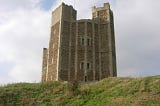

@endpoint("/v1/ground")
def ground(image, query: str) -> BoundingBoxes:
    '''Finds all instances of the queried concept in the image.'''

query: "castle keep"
[42,2,117,82]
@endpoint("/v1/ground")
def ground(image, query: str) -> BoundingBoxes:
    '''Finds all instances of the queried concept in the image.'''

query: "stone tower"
[42,2,117,82]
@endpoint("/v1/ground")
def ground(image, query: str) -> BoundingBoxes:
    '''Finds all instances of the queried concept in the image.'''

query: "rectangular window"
[81,38,85,45]
[87,39,90,46]
[85,76,87,82]
[87,38,92,46]
[80,62,84,70]
[87,63,90,69]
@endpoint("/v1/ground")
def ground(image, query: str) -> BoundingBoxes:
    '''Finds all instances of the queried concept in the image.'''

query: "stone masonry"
[42,2,117,82]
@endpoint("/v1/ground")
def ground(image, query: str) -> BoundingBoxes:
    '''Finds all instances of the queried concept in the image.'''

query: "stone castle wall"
[42,2,117,82]
[42,48,48,82]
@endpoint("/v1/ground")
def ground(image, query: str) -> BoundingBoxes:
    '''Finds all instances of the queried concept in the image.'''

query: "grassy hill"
[0,76,160,106]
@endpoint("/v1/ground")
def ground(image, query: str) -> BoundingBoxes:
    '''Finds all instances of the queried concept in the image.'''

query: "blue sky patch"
[0,61,14,78]
[40,0,55,10]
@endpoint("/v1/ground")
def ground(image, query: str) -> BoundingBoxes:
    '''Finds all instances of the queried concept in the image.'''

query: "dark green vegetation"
[0,76,160,106]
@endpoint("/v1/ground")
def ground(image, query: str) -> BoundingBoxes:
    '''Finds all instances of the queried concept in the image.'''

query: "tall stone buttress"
[42,2,117,82]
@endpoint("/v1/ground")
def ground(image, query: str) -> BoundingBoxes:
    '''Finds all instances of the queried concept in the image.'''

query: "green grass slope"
[0,76,160,106]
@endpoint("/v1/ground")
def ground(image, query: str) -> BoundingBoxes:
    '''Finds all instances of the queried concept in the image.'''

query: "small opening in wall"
[87,63,90,69]
[81,38,85,45]
[87,38,91,46]
[80,62,84,70]
[85,76,87,82]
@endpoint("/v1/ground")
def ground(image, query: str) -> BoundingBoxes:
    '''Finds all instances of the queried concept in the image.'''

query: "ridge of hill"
[0,76,160,106]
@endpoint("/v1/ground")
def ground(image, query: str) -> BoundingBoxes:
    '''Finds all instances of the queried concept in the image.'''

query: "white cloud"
[114,0,160,77]
[0,0,53,84]
[0,0,41,10]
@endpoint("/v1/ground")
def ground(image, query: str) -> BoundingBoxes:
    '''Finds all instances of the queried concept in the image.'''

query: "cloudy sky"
[0,0,160,84]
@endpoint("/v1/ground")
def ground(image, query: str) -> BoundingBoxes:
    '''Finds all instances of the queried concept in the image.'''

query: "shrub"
[67,80,80,96]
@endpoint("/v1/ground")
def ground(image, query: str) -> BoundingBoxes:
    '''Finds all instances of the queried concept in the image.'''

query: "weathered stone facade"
[42,2,117,82]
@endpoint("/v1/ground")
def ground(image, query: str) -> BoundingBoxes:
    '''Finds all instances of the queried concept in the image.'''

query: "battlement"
[52,2,75,13]
[51,2,77,26]
[92,3,110,13]
[61,2,75,10]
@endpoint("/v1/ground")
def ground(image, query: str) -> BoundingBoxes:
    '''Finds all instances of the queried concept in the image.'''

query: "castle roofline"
[61,2,75,9]
[52,2,76,13]
[92,2,110,12]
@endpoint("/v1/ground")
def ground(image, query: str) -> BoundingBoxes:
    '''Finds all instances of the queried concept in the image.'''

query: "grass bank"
[0,76,159,106]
